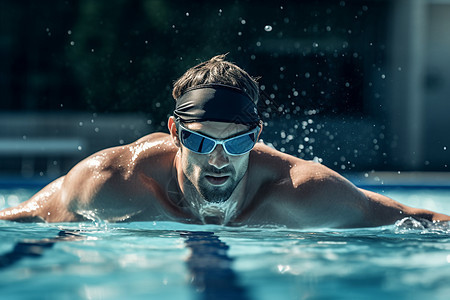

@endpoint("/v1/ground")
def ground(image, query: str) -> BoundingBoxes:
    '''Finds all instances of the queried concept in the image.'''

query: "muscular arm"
[0,148,119,222]
[293,166,450,228]
[270,157,450,228]
[0,133,176,223]
[0,176,84,222]
[360,189,450,226]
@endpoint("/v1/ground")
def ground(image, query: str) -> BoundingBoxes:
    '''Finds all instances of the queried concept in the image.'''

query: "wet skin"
[1,118,450,227]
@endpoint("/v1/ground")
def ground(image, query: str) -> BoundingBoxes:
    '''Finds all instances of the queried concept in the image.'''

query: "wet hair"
[172,54,260,104]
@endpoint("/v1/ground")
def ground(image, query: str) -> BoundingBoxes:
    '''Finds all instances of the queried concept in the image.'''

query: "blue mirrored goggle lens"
[180,130,215,153]
[224,133,256,155]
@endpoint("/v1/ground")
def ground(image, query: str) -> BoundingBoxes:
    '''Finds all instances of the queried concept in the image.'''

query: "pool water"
[1,186,450,300]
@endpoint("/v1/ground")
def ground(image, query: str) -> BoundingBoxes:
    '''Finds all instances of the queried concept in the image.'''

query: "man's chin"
[199,182,234,203]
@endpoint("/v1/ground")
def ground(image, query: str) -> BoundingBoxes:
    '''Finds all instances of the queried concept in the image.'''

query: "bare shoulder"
[246,143,369,227]
[248,143,450,227]
[65,132,176,191]
[72,132,175,174]
[250,142,343,185]
[0,132,177,222]
[42,132,177,219]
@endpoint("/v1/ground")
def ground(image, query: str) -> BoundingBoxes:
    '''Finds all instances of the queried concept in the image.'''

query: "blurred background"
[0,0,449,181]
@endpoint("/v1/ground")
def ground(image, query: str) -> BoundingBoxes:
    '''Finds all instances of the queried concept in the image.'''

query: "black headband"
[173,84,260,126]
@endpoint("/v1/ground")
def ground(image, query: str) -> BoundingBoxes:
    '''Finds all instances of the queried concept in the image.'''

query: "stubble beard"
[182,166,246,225]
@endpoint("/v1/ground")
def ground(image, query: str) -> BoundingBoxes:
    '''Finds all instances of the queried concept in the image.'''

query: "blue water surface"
[0,187,449,300]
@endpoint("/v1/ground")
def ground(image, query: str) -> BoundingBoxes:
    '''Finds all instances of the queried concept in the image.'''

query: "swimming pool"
[1,185,449,300]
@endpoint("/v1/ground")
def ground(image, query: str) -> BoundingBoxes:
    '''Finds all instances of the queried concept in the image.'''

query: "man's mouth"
[205,175,230,185]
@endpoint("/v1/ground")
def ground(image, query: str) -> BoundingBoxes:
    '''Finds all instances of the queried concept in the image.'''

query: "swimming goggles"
[178,123,260,156]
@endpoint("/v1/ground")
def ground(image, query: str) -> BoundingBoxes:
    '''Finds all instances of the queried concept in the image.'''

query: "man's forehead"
[184,121,251,138]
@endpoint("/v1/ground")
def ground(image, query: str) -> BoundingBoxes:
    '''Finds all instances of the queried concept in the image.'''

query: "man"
[1,55,449,227]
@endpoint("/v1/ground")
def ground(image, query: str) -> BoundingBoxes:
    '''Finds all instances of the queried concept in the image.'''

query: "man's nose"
[208,144,229,169]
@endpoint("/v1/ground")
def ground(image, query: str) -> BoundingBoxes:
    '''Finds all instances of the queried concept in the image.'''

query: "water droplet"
[70,41,75,46]
[78,146,83,151]
[264,25,273,32]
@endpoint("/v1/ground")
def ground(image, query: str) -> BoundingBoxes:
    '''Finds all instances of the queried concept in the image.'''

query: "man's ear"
[256,122,263,141]
[168,116,181,147]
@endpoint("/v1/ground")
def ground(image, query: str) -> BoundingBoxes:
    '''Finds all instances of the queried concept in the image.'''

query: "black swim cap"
[173,84,260,126]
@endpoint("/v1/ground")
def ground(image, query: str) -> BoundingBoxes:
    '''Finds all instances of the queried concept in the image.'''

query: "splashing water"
[197,199,238,225]
[394,217,450,234]
[76,209,109,230]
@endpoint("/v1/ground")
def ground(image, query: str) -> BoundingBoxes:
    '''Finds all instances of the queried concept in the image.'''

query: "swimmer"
[1,55,449,227]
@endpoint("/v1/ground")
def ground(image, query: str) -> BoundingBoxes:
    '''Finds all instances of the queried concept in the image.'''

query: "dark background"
[1,0,449,178]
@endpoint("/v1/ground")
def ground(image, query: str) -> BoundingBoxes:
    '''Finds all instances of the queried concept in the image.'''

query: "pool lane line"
[0,230,84,269]
[179,231,251,300]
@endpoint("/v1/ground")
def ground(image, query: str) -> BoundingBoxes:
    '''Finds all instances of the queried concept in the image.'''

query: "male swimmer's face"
[178,121,252,203]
